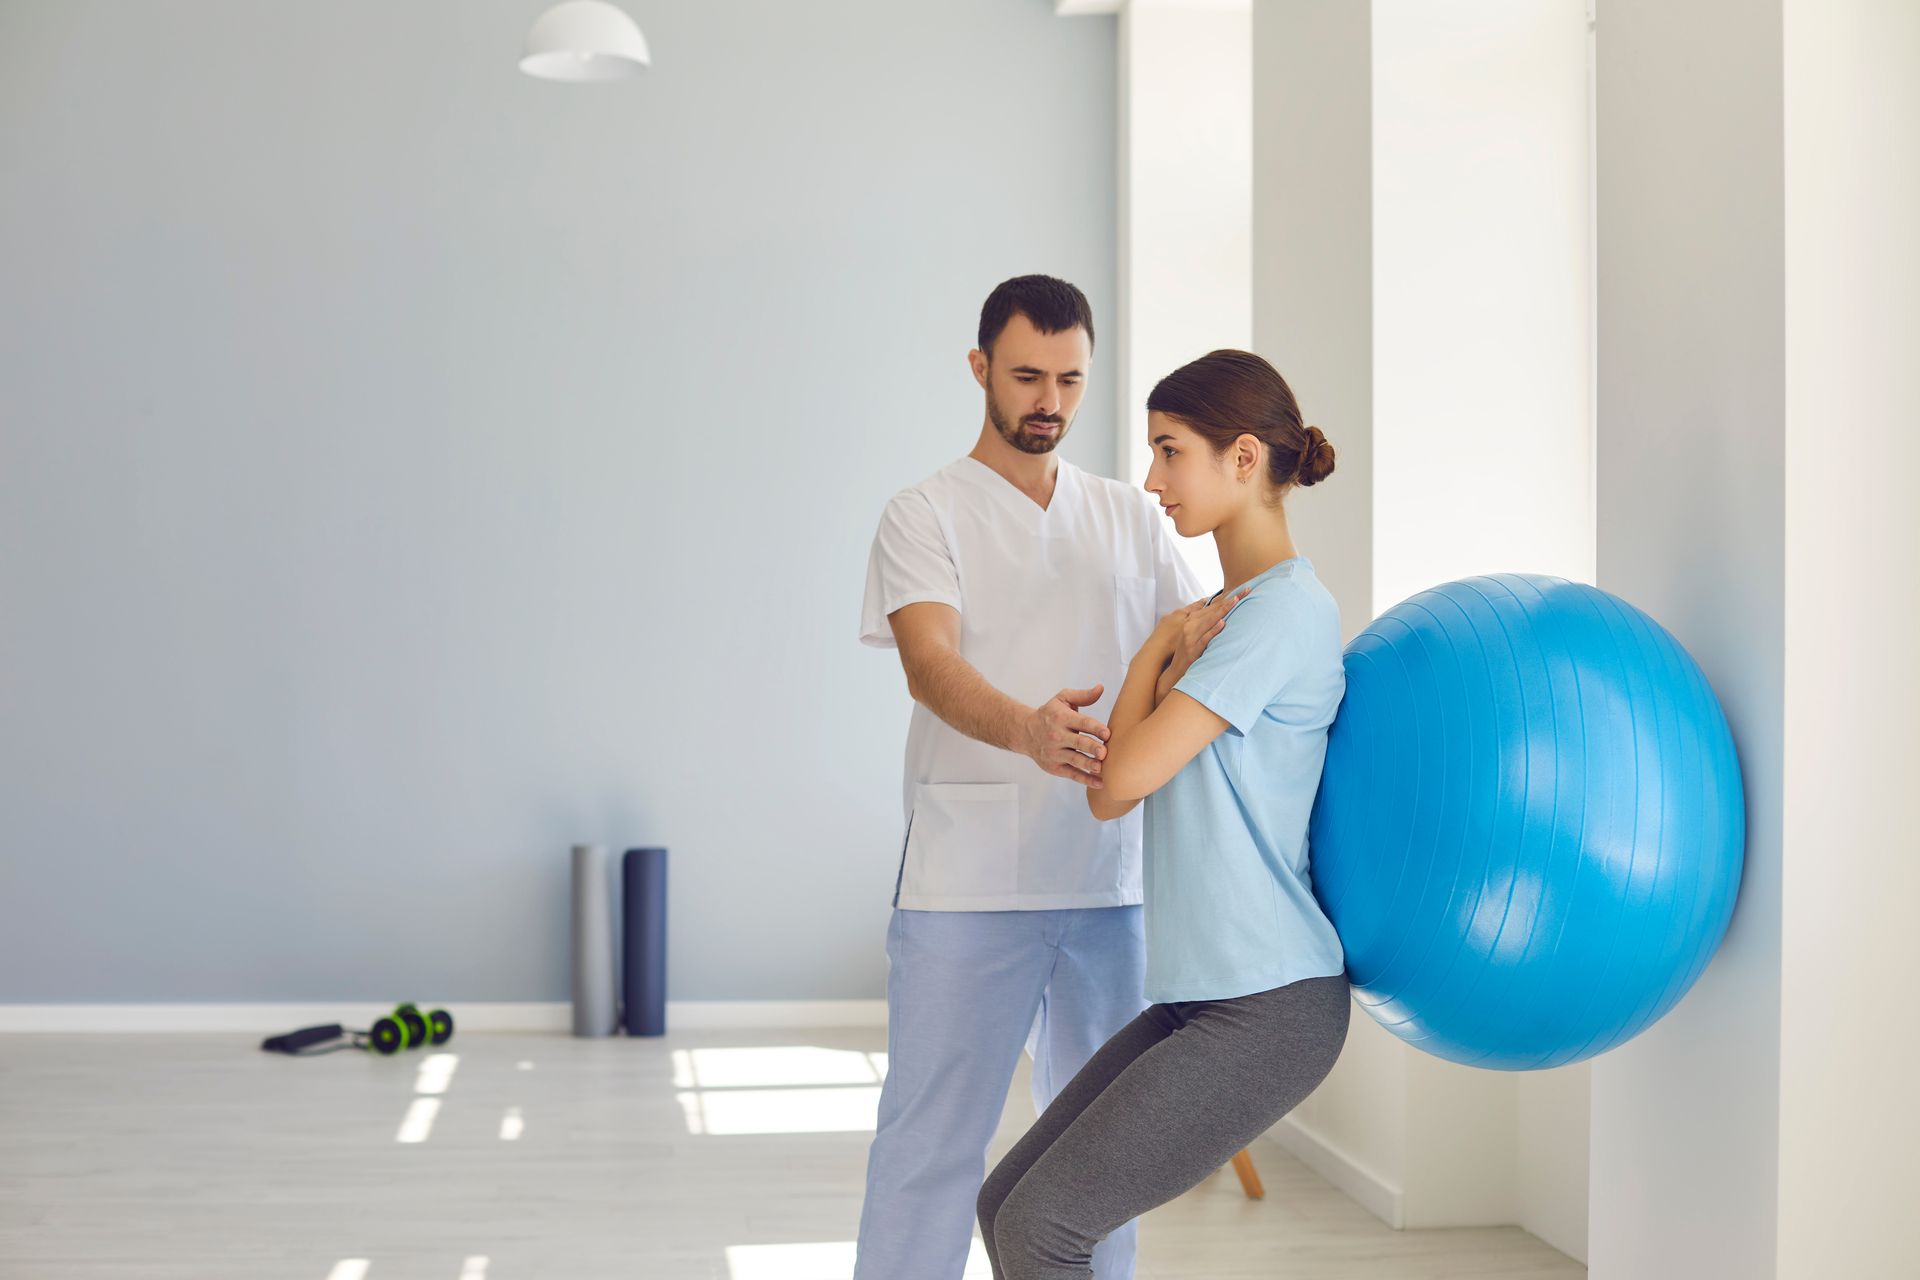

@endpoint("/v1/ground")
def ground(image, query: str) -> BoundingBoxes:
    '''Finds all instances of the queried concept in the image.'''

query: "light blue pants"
[854,905,1147,1280]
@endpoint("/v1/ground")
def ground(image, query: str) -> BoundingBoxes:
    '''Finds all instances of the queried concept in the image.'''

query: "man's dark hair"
[977,275,1095,359]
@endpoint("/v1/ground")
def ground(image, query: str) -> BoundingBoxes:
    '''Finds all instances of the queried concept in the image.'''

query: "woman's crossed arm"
[1088,587,1249,821]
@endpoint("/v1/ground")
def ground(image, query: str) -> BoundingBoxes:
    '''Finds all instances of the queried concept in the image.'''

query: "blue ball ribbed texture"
[1307,574,1744,1070]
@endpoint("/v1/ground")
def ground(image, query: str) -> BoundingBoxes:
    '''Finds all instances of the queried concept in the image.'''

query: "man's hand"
[1018,685,1110,788]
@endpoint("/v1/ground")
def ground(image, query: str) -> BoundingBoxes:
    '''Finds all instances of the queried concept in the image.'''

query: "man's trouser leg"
[855,908,1062,1280]
[1023,905,1147,1280]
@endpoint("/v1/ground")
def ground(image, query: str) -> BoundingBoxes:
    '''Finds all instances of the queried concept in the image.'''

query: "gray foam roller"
[570,843,619,1037]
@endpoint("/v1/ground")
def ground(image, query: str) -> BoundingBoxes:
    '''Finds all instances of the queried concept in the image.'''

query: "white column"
[1596,1,1920,1276]
[1589,0,1786,1273]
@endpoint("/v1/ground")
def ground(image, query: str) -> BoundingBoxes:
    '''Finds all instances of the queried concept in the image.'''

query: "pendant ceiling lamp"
[520,1,651,83]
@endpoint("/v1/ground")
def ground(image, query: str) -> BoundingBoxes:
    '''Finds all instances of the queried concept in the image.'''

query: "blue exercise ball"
[1307,574,1744,1070]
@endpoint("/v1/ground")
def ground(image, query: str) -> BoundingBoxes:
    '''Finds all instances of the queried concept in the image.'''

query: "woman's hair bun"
[1295,425,1335,487]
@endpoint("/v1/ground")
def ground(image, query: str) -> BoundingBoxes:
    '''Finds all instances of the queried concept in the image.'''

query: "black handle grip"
[260,1023,345,1054]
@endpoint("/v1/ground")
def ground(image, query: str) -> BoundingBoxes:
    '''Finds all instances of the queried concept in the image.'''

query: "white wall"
[1249,0,1373,644]
[1249,0,1397,1212]
[1371,0,1594,611]
[1590,1,1785,1274]
[1254,0,1592,1260]
[1778,0,1920,1273]
[0,0,1118,1003]
[1373,1,1594,1257]
[1116,0,1249,595]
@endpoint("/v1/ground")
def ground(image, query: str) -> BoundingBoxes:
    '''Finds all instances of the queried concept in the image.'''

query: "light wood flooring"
[0,1026,1585,1279]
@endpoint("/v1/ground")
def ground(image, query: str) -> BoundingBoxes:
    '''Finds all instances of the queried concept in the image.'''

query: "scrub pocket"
[901,782,1020,901]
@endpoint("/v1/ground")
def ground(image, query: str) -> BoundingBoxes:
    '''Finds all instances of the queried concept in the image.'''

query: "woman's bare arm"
[1088,587,1251,821]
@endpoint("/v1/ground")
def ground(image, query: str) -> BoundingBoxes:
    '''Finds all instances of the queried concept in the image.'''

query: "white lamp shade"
[520,1,651,83]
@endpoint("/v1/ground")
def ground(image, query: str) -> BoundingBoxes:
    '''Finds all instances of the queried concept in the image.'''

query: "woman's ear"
[1235,433,1262,482]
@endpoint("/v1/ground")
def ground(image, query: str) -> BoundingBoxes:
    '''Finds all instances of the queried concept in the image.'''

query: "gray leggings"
[976,973,1350,1280]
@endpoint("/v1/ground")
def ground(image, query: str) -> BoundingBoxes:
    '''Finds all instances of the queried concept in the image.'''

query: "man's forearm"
[906,645,1028,752]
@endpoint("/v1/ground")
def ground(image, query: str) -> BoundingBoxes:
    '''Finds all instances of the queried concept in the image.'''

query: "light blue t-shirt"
[1142,556,1347,1002]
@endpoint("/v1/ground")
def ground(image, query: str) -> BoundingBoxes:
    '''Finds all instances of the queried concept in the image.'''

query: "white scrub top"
[860,456,1201,911]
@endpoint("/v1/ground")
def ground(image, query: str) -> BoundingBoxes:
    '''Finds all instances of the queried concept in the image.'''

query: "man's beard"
[988,387,1069,455]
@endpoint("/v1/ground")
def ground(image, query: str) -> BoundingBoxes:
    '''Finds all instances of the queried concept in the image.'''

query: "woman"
[976,349,1349,1279]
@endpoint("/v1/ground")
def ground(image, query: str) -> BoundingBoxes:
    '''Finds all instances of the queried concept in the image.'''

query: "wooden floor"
[0,1026,1585,1279]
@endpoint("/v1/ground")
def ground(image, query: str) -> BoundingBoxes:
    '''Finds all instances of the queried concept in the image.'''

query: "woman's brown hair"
[1146,349,1334,492]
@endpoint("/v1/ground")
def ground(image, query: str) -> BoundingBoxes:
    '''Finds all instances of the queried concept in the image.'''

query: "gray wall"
[0,0,1117,1002]
[1589,0,1784,1273]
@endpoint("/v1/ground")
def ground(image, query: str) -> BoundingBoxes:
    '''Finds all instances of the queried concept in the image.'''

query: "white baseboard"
[674,1000,887,1029]
[0,1000,888,1033]
[1264,1113,1405,1229]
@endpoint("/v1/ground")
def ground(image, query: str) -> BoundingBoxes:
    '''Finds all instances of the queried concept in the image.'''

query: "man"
[856,275,1199,1279]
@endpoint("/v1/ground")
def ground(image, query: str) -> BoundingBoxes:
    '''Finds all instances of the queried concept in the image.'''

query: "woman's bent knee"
[991,1180,1091,1277]
[976,1164,1016,1244]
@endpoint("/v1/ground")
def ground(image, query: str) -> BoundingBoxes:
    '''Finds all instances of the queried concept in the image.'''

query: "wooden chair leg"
[1229,1147,1264,1200]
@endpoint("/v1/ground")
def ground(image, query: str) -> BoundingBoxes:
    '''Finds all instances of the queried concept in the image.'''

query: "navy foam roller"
[1307,574,1744,1070]
[622,847,668,1037]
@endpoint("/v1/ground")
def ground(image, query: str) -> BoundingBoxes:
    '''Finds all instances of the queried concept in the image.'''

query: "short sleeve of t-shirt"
[1171,590,1303,735]
[859,489,961,649]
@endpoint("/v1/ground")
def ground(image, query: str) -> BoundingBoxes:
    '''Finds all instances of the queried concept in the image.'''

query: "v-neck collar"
[959,455,1075,518]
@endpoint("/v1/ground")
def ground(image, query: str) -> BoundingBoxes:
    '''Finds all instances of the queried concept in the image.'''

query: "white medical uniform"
[853,453,1199,1280]
[860,456,1200,909]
